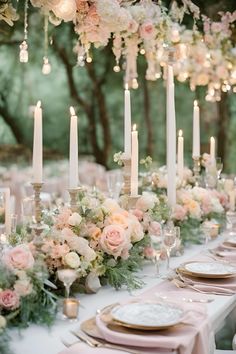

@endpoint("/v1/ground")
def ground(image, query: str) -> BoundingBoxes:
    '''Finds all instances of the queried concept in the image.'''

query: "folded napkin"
[95,299,212,354]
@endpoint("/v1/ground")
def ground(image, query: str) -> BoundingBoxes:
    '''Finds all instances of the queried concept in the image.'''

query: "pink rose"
[131,209,144,221]
[173,204,187,221]
[55,208,72,230]
[139,20,157,40]
[0,290,20,310]
[143,246,154,259]
[99,225,131,259]
[148,221,162,236]
[3,245,34,270]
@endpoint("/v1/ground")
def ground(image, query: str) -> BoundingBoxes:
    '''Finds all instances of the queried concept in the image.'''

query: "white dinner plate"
[225,237,236,246]
[110,302,185,330]
[180,261,236,278]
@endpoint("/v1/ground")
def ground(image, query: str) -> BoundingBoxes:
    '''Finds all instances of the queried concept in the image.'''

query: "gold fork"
[71,329,140,354]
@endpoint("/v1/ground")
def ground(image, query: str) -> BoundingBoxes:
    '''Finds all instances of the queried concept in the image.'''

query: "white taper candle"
[32,101,43,183]
[69,106,78,189]
[131,124,138,196]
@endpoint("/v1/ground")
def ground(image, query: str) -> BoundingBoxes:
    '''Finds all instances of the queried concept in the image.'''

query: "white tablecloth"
[10,236,236,354]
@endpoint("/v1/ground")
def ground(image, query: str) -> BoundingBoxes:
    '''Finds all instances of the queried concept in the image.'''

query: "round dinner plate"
[224,237,236,247]
[110,302,185,330]
[179,261,236,279]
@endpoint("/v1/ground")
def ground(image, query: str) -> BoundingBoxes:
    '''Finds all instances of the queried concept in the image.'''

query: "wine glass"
[163,226,177,270]
[106,170,123,200]
[150,234,162,277]
[216,157,223,180]
[57,269,78,298]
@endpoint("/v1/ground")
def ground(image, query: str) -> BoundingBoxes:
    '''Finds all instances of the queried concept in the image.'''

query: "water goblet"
[57,269,78,298]
[163,226,177,270]
[106,170,123,200]
[216,157,223,180]
[150,234,162,277]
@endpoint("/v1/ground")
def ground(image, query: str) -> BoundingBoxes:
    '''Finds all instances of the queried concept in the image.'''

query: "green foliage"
[175,218,202,244]
[103,235,149,290]
[0,330,13,354]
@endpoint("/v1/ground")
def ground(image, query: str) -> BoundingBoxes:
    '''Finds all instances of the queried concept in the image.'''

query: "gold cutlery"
[71,329,140,354]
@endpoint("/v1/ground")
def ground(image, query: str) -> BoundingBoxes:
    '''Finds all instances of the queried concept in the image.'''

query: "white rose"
[0,315,6,329]
[14,279,33,297]
[68,212,82,226]
[102,198,121,213]
[135,193,158,212]
[127,218,144,242]
[64,252,81,269]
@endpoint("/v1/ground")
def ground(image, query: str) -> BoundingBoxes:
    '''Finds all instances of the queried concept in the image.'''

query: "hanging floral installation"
[1,0,236,100]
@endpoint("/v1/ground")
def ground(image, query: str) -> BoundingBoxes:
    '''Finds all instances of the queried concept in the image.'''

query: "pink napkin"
[95,293,212,354]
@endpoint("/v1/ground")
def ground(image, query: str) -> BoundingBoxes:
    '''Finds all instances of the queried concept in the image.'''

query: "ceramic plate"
[180,261,236,278]
[224,237,236,246]
[111,302,184,330]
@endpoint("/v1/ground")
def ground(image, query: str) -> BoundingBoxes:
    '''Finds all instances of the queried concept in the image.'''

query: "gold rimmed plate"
[178,261,236,279]
[110,302,185,331]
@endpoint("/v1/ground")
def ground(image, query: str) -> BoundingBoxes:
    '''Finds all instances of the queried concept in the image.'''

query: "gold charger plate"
[177,261,236,279]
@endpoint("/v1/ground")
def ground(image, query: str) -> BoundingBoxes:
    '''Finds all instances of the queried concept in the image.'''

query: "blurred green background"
[0,0,236,171]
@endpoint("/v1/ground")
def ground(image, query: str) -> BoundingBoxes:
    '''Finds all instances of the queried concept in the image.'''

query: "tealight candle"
[63,298,79,319]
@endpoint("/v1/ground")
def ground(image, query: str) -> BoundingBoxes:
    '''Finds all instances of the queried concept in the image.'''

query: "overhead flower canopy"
[1,0,236,101]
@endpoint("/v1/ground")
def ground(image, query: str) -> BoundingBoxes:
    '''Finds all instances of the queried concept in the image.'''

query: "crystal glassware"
[106,170,123,200]
[57,269,78,298]
[150,234,162,277]
[216,157,223,180]
[163,225,177,270]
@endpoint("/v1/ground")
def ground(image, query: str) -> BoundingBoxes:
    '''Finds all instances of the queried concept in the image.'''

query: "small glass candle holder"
[63,298,79,319]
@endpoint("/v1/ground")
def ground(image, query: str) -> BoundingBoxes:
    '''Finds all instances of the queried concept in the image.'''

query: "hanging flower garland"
[1,0,236,99]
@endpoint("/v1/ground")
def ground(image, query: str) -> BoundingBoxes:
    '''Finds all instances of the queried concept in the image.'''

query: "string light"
[42,15,51,75]
[113,65,120,72]
[19,0,29,63]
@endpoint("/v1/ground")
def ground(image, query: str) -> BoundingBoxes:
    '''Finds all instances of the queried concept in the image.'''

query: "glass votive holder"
[63,298,79,319]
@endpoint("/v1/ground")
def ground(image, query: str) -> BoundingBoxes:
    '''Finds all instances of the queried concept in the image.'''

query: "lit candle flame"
[210,136,215,142]
[36,101,41,108]
[125,83,129,90]
[194,100,198,107]
[179,129,183,137]
[70,106,76,116]
[133,124,137,131]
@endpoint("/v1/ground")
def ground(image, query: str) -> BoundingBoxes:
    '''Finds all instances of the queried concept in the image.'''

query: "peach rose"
[173,204,187,221]
[3,245,34,270]
[105,212,129,229]
[55,208,71,230]
[50,244,70,259]
[0,290,20,310]
[99,225,131,259]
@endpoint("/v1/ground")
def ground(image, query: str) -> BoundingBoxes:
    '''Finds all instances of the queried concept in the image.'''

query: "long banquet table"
[10,236,236,354]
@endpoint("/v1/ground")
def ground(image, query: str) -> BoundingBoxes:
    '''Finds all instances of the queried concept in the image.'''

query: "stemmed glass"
[216,157,223,180]
[57,269,78,298]
[163,225,177,270]
[106,170,123,200]
[150,234,162,277]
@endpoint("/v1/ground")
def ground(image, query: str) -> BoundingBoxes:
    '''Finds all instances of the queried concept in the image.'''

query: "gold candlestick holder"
[192,156,201,186]
[31,182,43,225]
[121,155,131,195]
[68,188,79,212]
[31,182,46,243]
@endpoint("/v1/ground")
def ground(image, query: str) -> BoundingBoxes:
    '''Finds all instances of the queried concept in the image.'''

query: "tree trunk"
[143,79,154,156]
[217,92,229,167]
[0,104,25,144]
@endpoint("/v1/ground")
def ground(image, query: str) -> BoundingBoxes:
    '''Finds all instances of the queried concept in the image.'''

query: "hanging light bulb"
[19,41,28,63]
[19,0,29,63]
[113,65,120,72]
[132,78,139,89]
[42,57,51,75]
[42,15,52,75]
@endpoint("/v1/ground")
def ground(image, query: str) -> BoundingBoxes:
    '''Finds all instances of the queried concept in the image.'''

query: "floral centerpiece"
[173,186,228,243]
[41,189,148,291]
